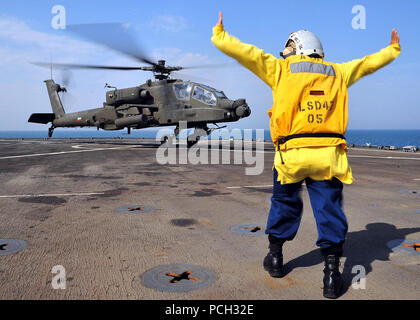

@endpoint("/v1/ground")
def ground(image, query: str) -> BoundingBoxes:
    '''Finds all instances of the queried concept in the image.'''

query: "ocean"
[0,129,419,148]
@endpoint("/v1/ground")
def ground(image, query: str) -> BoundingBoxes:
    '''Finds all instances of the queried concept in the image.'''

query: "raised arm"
[336,29,401,87]
[211,12,280,88]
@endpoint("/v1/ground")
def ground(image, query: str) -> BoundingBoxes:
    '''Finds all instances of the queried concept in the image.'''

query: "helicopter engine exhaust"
[106,87,151,106]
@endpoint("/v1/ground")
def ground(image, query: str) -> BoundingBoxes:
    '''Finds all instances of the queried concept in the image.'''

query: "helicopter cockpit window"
[196,83,227,99]
[192,86,217,105]
[173,83,192,100]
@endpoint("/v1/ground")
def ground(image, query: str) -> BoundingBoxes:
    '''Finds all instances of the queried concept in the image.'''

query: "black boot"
[263,235,285,278]
[322,255,343,299]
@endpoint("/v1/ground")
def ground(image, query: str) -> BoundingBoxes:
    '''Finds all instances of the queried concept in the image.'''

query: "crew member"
[211,11,400,299]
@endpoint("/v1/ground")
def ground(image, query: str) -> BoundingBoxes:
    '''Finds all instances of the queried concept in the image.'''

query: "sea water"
[0,129,419,148]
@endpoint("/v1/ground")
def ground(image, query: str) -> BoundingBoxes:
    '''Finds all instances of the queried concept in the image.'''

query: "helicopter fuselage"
[29,78,251,138]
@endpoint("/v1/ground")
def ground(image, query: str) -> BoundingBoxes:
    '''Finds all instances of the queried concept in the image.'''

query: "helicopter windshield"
[192,86,216,105]
[196,83,227,99]
[173,83,192,100]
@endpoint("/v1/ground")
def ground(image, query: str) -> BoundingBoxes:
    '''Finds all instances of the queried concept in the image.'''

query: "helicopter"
[29,23,251,146]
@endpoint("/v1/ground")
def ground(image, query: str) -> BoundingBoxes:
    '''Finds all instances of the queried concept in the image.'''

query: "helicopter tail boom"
[44,79,66,117]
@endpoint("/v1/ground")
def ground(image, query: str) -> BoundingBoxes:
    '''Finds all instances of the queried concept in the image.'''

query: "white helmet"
[282,30,324,58]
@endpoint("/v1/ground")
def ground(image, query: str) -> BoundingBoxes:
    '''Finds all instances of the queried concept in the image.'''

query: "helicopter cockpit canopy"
[196,83,227,99]
[173,82,227,106]
[173,83,192,100]
[192,86,217,105]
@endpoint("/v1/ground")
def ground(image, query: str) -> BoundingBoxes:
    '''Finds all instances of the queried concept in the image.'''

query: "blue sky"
[0,0,419,130]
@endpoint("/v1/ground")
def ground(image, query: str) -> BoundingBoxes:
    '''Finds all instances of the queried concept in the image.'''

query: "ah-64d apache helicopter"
[29,23,251,146]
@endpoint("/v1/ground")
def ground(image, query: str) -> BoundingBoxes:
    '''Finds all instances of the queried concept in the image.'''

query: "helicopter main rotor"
[139,60,183,80]
[32,23,234,80]
[34,59,183,80]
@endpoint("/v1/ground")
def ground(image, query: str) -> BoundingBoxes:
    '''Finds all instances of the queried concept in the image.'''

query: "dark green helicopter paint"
[29,74,250,141]
[28,23,251,143]
[29,63,250,142]
[29,23,250,143]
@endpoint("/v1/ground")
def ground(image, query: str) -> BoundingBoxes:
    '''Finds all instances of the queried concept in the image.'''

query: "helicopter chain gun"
[29,23,251,146]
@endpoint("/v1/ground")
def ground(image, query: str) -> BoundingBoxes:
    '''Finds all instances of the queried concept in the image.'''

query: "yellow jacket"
[211,24,401,184]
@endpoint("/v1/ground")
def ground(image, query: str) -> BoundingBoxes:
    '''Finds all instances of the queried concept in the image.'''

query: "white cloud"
[150,15,187,33]
[0,16,97,59]
[0,16,138,123]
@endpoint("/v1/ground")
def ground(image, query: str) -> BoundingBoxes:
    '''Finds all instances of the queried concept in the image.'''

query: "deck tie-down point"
[246,226,262,233]
[402,242,420,251]
[230,223,266,237]
[0,239,28,256]
[116,204,155,214]
[398,189,419,196]
[141,263,217,292]
[386,239,420,256]
[166,270,200,283]
[128,206,143,211]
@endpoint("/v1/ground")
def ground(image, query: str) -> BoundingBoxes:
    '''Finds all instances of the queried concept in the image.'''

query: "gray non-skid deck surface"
[0,139,419,299]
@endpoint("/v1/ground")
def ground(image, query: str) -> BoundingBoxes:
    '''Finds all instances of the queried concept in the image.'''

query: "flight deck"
[0,138,419,299]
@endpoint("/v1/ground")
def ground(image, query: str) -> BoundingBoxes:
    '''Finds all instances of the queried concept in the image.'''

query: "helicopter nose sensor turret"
[233,99,251,118]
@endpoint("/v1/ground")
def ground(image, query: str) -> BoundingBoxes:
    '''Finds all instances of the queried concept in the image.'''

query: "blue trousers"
[266,168,348,251]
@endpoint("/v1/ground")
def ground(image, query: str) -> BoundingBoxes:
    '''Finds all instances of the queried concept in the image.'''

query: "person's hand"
[217,11,223,26]
[390,28,399,45]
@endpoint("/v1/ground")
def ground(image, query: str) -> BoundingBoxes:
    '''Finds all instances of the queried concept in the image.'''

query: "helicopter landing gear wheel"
[48,126,54,138]
[187,136,200,148]
[160,134,173,146]
[187,127,208,148]
[174,126,180,138]
[160,126,179,146]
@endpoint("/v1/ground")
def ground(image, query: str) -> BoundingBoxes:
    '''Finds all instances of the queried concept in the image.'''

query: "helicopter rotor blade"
[181,61,238,70]
[32,62,143,71]
[65,23,157,66]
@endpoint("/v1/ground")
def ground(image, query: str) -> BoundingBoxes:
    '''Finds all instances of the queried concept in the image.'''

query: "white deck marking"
[350,147,420,155]
[1,141,418,161]
[0,145,140,160]
[0,192,105,198]
[348,155,420,161]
